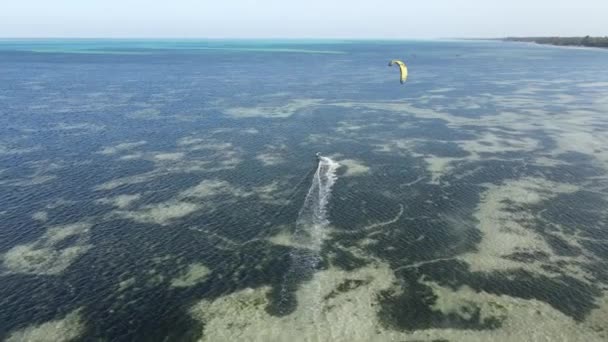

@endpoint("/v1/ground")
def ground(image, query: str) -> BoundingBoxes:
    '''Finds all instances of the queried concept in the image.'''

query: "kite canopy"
[389,60,408,84]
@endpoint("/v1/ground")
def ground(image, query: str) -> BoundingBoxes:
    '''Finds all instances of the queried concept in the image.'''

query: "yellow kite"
[388,60,408,84]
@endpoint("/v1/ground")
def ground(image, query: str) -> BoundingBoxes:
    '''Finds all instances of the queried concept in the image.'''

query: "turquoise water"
[1,39,608,341]
[0,39,354,54]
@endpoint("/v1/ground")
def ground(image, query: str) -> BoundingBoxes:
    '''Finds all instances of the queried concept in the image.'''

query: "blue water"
[1,39,608,341]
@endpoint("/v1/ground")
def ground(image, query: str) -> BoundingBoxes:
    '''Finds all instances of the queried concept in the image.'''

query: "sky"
[1,0,607,38]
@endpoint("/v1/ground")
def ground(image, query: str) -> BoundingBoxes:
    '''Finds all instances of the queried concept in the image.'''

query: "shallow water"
[1,39,608,341]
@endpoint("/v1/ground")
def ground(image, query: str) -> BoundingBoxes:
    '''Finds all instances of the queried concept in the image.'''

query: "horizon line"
[0,36,503,40]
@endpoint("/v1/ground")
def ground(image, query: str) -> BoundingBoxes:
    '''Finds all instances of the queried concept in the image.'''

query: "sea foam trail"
[294,156,340,254]
[278,156,340,315]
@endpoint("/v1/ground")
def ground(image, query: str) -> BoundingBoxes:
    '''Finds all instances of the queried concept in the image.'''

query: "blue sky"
[1,0,606,38]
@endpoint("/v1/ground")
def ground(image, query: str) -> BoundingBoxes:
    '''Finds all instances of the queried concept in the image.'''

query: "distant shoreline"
[502,36,608,49]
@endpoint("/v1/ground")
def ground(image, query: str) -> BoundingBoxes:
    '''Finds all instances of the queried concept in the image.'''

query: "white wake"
[278,156,340,314]
[293,156,340,255]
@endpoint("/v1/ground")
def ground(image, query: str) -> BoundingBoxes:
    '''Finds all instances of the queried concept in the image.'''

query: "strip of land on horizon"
[503,36,608,48]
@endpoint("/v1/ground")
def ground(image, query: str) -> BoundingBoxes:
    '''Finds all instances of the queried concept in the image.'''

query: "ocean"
[1,39,608,341]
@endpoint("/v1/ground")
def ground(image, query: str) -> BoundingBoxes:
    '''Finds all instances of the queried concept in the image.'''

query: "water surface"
[1,39,608,341]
